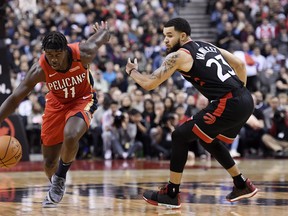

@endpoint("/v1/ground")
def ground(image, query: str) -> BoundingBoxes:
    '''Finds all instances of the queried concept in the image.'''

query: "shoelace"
[52,178,65,194]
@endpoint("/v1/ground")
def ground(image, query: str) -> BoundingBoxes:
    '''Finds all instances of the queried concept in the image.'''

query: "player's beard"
[166,40,181,55]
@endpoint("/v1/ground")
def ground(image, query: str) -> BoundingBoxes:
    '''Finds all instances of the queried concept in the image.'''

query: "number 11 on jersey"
[63,87,76,98]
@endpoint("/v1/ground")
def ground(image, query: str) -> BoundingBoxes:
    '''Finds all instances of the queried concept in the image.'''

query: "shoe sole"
[143,196,181,209]
[42,201,57,208]
[42,195,57,208]
[226,188,258,202]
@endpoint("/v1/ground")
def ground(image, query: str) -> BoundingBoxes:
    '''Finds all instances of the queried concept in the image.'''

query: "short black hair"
[111,100,119,105]
[42,31,68,50]
[128,108,141,116]
[164,17,191,36]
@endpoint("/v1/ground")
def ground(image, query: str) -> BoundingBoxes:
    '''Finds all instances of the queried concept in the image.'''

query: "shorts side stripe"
[192,124,213,143]
[213,92,232,117]
[216,134,234,144]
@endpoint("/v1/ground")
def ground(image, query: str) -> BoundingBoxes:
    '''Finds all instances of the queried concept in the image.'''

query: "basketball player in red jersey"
[0,21,110,207]
[126,18,258,208]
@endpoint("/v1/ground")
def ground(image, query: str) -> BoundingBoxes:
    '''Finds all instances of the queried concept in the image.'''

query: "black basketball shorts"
[183,87,254,144]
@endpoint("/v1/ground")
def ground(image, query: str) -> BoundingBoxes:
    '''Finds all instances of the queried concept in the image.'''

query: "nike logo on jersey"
[69,66,80,72]
[203,113,216,124]
[82,95,91,100]
[49,73,57,77]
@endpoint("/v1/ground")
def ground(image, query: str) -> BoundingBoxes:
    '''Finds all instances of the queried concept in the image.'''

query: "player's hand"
[93,21,108,32]
[126,58,138,76]
[93,21,110,42]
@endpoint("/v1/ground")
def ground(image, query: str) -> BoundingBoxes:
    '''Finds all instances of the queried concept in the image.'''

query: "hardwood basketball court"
[0,158,287,216]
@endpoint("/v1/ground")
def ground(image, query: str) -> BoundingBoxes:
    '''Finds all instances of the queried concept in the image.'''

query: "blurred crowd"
[4,0,288,160]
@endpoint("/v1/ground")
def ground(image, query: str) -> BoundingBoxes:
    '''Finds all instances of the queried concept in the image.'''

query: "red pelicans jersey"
[39,43,93,104]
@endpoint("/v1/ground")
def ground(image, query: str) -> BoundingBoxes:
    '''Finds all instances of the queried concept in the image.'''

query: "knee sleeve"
[170,122,198,173]
[199,140,235,169]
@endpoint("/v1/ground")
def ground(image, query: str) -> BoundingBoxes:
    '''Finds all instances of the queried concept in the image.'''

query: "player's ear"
[180,32,186,42]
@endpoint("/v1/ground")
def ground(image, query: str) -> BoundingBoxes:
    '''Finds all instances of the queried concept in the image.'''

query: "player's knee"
[172,124,198,144]
[44,158,58,170]
[171,128,184,143]
[64,130,79,143]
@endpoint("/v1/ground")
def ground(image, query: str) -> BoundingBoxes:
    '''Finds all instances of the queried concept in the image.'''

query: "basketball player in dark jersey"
[126,17,258,208]
[0,21,110,207]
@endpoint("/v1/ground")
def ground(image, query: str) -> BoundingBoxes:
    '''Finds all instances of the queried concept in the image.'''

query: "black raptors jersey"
[179,41,243,101]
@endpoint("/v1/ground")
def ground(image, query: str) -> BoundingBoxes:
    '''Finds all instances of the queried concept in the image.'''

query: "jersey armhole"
[68,43,82,62]
[179,48,191,55]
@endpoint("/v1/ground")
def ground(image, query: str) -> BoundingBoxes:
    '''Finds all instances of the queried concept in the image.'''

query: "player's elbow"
[141,83,156,91]
[234,60,246,75]
[141,84,154,91]
[238,61,246,71]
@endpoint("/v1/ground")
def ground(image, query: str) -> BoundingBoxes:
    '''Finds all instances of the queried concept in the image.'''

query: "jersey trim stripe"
[179,48,191,55]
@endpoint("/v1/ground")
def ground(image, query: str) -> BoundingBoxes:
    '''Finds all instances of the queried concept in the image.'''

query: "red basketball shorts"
[41,93,98,146]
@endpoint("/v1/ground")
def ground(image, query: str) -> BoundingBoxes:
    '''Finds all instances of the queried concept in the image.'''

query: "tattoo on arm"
[150,53,178,80]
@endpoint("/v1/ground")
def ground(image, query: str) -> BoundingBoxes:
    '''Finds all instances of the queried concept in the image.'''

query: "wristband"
[128,68,136,76]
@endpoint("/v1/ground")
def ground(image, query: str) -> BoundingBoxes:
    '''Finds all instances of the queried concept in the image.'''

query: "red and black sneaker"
[143,184,181,209]
[226,178,258,202]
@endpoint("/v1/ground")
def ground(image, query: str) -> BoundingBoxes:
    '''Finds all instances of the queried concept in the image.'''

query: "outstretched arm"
[125,50,191,91]
[80,21,110,66]
[0,62,45,123]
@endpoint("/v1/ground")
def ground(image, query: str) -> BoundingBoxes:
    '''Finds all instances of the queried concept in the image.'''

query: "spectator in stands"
[110,112,142,159]
[275,23,288,56]
[103,61,117,84]
[89,92,112,157]
[175,91,187,111]
[129,108,151,159]
[216,11,231,35]
[110,69,129,93]
[278,93,288,110]
[119,93,132,113]
[163,96,175,117]
[26,92,43,153]
[134,50,148,72]
[91,65,109,93]
[262,107,288,158]
[175,104,190,126]
[101,100,122,160]
[152,46,166,71]
[210,1,225,26]
[233,42,258,92]
[239,94,266,158]
[142,98,156,131]
[254,90,269,112]
[266,46,286,74]
[263,96,281,130]
[255,18,275,43]
[252,46,267,74]
[185,94,196,117]
[131,88,144,113]
[110,87,122,103]
[240,22,255,43]
[151,101,165,129]
[150,112,178,160]
[276,67,288,95]
[217,21,237,50]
